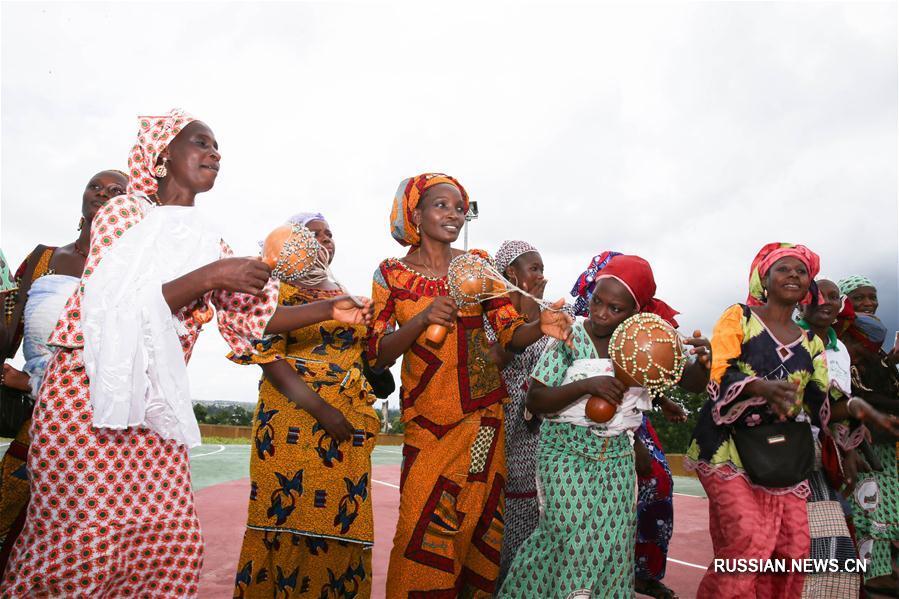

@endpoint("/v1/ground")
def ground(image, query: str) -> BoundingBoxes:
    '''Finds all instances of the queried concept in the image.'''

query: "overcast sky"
[2,2,896,408]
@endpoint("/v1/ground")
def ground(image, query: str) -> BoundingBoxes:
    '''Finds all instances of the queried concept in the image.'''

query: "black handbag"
[0,385,34,439]
[362,362,395,400]
[732,420,814,488]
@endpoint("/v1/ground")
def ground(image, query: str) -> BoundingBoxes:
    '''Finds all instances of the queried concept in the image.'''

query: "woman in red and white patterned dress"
[1,110,372,597]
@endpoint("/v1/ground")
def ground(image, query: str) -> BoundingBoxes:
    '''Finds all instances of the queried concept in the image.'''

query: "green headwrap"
[837,275,875,296]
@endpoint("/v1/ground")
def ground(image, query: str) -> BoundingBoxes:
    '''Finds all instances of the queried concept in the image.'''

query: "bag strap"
[1,245,53,362]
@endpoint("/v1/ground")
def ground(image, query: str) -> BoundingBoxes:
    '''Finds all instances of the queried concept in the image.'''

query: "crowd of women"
[0,108,896,599]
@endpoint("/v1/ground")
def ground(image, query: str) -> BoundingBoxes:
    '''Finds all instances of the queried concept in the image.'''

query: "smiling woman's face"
[414,183,466,243]
[802,279,840,328]
[764,256,810,304]
[846,285,878,315]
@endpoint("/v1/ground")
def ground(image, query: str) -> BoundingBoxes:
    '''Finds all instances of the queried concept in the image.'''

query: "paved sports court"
[188,444,713,598]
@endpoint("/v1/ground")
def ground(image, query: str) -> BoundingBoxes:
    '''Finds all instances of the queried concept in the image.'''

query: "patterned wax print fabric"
[1,195,279,597]
[634,415,674,583]
[127,109,194,196]
[696,471,809,598]
[498,321,638,598]
[801,469,859,598]
[235,533,371,599]
[845,348,899,581]
[496,334,549,583]
[231,284,379,598]
[685,304,830,498]
[367,249,524,597]
[497,422,637,598]
[0,249,14,292]
[837,275,875,297]
[852,444,899,581]
[570,251,622,317]
[0,247,60,576]
[493,240,537,275]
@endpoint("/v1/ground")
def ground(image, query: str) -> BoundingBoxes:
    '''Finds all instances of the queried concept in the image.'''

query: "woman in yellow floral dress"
[233,213,379,599]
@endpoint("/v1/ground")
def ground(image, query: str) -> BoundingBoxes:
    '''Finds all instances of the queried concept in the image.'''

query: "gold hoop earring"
[154,157,168,178]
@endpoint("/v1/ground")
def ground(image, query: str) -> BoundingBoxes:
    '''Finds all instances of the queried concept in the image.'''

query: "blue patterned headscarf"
[570,251,623,316]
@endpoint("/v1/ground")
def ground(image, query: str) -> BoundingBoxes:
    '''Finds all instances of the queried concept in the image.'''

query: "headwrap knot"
[127,109,196,197]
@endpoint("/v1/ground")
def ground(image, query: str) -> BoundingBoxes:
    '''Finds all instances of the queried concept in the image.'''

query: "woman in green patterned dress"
[498,255,709,598]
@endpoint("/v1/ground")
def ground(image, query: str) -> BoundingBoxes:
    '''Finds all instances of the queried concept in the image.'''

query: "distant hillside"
[192,400,254,426]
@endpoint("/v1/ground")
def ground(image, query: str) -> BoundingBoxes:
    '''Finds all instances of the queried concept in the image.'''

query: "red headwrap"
[747,242,821,306]
[595,255,679,327]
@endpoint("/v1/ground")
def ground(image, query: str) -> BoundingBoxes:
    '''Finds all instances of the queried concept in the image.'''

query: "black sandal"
[635,578,679,599]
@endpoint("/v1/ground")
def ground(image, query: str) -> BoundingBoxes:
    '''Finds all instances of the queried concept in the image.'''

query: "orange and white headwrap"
[389,173,469,247]
[127,109,196,196]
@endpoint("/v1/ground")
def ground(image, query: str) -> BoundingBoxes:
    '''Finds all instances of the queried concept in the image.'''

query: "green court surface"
[0,440,706,497]
[186,443,707,497]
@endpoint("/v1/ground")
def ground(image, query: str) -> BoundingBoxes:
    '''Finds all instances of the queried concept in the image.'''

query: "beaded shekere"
[608,313,686,396]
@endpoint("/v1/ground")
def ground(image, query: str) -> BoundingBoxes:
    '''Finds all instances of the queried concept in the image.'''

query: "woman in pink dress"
[1,109,371,597]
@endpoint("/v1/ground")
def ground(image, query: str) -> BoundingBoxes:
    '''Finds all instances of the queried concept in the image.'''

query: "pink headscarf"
[747,242,821,306]
[127,109,196,196]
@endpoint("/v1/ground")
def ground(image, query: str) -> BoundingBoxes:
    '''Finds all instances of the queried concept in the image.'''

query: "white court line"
[673,492,705,498]
[190,445,225,458]
[0,443,10,448]
[373,479,399,489]
[668,557,707,570]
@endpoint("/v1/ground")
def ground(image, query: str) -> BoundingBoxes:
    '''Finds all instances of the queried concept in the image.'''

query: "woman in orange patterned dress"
[368,173,571,598]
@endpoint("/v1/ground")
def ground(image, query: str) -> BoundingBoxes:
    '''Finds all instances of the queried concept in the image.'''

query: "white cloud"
[2,2,896,407]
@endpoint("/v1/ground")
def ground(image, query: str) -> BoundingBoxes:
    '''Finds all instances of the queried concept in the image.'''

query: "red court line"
[195,465,711,598]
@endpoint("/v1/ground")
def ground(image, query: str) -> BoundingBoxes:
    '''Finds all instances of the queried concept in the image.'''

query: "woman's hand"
[683,330,711,369]
[330,296,373,326]
[310,402,354,442]
[539,299,573,348]
[1,364,30,392]
[748,379,799,420]
[581,375,627,405]
[862,405,899,438]
[209,257,272,296]
[886,343,899,366]
[488,342,513,370]
[841,448,871,493]
[659,397,688,423]
[417,296,457,328]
